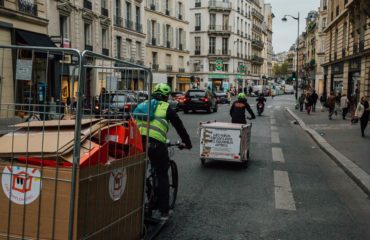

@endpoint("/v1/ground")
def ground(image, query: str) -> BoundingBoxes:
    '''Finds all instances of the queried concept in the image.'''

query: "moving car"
[171,91,186,110]
[214,91,230,104]
[96,91,137,119]
[183,90,218,114]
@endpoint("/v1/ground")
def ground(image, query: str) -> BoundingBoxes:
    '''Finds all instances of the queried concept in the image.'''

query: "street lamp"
[282,13,300,100]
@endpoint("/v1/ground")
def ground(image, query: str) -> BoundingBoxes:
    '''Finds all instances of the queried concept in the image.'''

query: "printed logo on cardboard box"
[1,166,42,205]
[109,168,127,201]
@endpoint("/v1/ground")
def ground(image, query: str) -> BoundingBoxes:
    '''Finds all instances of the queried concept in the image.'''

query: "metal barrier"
[0,45,152,239]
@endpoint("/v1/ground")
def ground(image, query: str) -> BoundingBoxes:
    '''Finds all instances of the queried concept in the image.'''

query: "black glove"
[179,142,192,150]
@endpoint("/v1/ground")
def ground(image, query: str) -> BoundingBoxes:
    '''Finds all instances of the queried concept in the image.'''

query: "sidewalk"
[286,105,370,196]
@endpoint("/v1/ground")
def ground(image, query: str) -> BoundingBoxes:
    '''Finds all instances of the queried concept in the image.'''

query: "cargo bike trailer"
[0,45,164,239]
[199,121,252,168]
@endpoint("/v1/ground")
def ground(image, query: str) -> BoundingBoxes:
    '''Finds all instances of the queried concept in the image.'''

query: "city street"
[160,95,370,240]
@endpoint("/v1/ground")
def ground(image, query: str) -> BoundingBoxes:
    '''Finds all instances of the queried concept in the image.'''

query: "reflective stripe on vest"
[137,101,170,143]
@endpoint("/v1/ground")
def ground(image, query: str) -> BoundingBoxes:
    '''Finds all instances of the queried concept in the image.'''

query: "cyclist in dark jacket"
[230,93,256,124]
[136,83,192,220]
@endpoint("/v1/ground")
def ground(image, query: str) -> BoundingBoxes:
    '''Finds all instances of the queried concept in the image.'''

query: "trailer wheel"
[241,160,248,168]
[201,158,207,167]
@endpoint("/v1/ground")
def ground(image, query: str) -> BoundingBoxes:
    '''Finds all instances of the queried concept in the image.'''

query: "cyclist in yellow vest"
[137,83,192,220]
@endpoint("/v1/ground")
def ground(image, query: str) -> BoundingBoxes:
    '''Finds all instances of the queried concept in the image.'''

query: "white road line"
[272,147,285,163]
[271,132,280,143]
[270,119,276,125]
[271,126,278,131]
[267,105,273,109]
[274,170,296,211]
[275,105,281,109]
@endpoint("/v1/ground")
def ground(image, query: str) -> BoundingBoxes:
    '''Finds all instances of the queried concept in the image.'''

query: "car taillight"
[185,97,191,102]
[200,97,209,102]
[123,104,131,111]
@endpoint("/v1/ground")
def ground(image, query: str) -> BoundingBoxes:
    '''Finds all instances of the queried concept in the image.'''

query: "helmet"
[238,93,247,100]
[153,83,171,96]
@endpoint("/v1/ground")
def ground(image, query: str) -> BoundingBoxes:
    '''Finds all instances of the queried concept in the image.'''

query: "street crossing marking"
[274,170,296,211]
[272,147,285,163]
[271,132,280,143]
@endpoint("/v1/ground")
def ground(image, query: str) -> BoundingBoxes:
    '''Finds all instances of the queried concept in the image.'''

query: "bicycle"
[144,141,183,220]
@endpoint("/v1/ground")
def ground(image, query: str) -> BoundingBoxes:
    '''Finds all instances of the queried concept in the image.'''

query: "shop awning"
[15,29,56,47]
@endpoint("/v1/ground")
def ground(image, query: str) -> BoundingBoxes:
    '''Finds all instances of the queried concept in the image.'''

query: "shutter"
[175,2,179,18]
[162,0,165,13]
[163,24,166,47]
[183,30,186,50]
[181,3,184,19]
[156,22,161,45]
[175,28,179,49]
[147,19,151,44]
[169,26,173,47]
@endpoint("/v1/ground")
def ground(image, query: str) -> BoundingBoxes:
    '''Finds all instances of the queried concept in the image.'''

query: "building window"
[336,5,339,16]
[152,52,158,65]
[84,23,92,49]
[195,37,201,54]
[179,56,184,68]
[210,14,216,30]
[222,38,228,54]
[195,13,201,31]
[102,28,108,49]
[209,37,216,54]
[60,15,69,40]
[126,39,132,59]
[177,2,183,20]
[116,36,122,58]
[136,42,142,60]
[195,0,201,7]
[126,1,131,20]
[116,0,121,17]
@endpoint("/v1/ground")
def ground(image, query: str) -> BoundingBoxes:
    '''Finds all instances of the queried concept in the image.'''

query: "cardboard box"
[0,119,146,239]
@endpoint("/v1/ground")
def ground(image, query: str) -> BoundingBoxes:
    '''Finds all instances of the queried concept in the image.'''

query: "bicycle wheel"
[145,171,158,217]
[168,160,178,209]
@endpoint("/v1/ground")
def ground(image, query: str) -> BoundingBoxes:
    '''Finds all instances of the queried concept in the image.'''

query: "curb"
[286,107,370,197]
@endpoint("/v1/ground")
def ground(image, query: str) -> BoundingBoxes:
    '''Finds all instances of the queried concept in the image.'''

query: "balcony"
[251,55,263,65]
[166,41,171,48]
[101,7,108,17]
[165,9,170,16]
[114,16,123,27]
[252,9,264,21]
[83,0,92,10]
[136,23,143,33]
[252,39,264,50]
[18,0,38,16]
[179,68,185,73]
[136,60,144,65]
[178,14,183,20]
[150,4,156,11]
[179,43,184,51]
[125,19,134,30]
[195,49,201,55]
[85,44,93,51]
[208,1,232,12]
[152,64,159,71]
[208,49,231,56]
[252,23,262,33]
[245,33,250,39]
[151,38,157,45]
[166,65,173,72]
[195,26,201,31]
[195,2,201,7]
[208,25,232,35]
[102,48,109,56]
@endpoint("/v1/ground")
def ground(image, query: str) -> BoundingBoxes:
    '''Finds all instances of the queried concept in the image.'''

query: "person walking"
[327,91,336,120]
[355,96,369,137]
[306,92,313,115]
[340,94,349,120]
[320,92,327,112]
[298,93,305,112]
[311,90,319,112]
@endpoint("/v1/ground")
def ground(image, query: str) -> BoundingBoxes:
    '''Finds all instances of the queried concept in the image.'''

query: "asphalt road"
[159,94,370,240]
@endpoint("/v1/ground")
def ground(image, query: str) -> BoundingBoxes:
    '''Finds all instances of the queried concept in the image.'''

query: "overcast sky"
[267,0,320,54]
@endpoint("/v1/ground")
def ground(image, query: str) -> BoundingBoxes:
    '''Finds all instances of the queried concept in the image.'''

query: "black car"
[214,91,230,104]
[183,90,218,114]
[95,91,137,119]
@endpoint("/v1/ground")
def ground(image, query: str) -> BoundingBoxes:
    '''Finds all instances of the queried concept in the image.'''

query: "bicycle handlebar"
[166,141,188,149]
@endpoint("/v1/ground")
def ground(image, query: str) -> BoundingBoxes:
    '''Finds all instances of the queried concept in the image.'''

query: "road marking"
[271,126,278,131]
[270,119,276,125]
[275,105,281,109]
[274,170,296,211]
[271,132,280,143]
[267,105,273,109]
[272,147,285,163]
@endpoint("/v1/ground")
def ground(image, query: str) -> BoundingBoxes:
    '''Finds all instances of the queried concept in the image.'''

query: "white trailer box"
[199,122,251,166]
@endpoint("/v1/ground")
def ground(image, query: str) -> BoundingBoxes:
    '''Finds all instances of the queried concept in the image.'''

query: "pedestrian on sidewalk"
[340,94,349,120]
[327,91,336,120]
[355,96,370,137]
[298,93,305,112]
[320,92,327,112]
[305,92,313,115]
[311,90,318,112]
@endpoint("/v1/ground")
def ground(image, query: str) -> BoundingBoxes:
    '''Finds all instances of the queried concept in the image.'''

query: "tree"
[273,61,289,78]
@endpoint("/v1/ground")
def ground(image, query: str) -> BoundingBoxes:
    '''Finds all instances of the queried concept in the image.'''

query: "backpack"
[133,99,159,121]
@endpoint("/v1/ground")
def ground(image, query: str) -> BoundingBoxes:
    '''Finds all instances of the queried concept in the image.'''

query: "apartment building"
[315,0,328,94]
[0,0,54,107]
[262,2,273,80]
[250,0,264,85]
[322,0,370,100]
[144,0,190,91]
[189,0,254,91]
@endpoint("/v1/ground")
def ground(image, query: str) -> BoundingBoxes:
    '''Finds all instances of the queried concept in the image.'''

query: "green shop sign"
[208,73,228,79]
[215,59,224,71]
[238,65,247,73]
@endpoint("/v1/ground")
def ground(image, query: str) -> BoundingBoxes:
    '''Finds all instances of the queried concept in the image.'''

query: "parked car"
[284,85,295,94]
[171,91,186,110]
[253,85,263,95]
[214,91,230,104]
[135,91,148,102]
[95,91,138,119]
[183,89,218,114]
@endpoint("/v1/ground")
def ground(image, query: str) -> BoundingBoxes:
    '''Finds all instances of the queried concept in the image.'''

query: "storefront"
[176,76,192,92]
[348,58,361,102]
[330,63,343,94]
[208,73,228,91]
